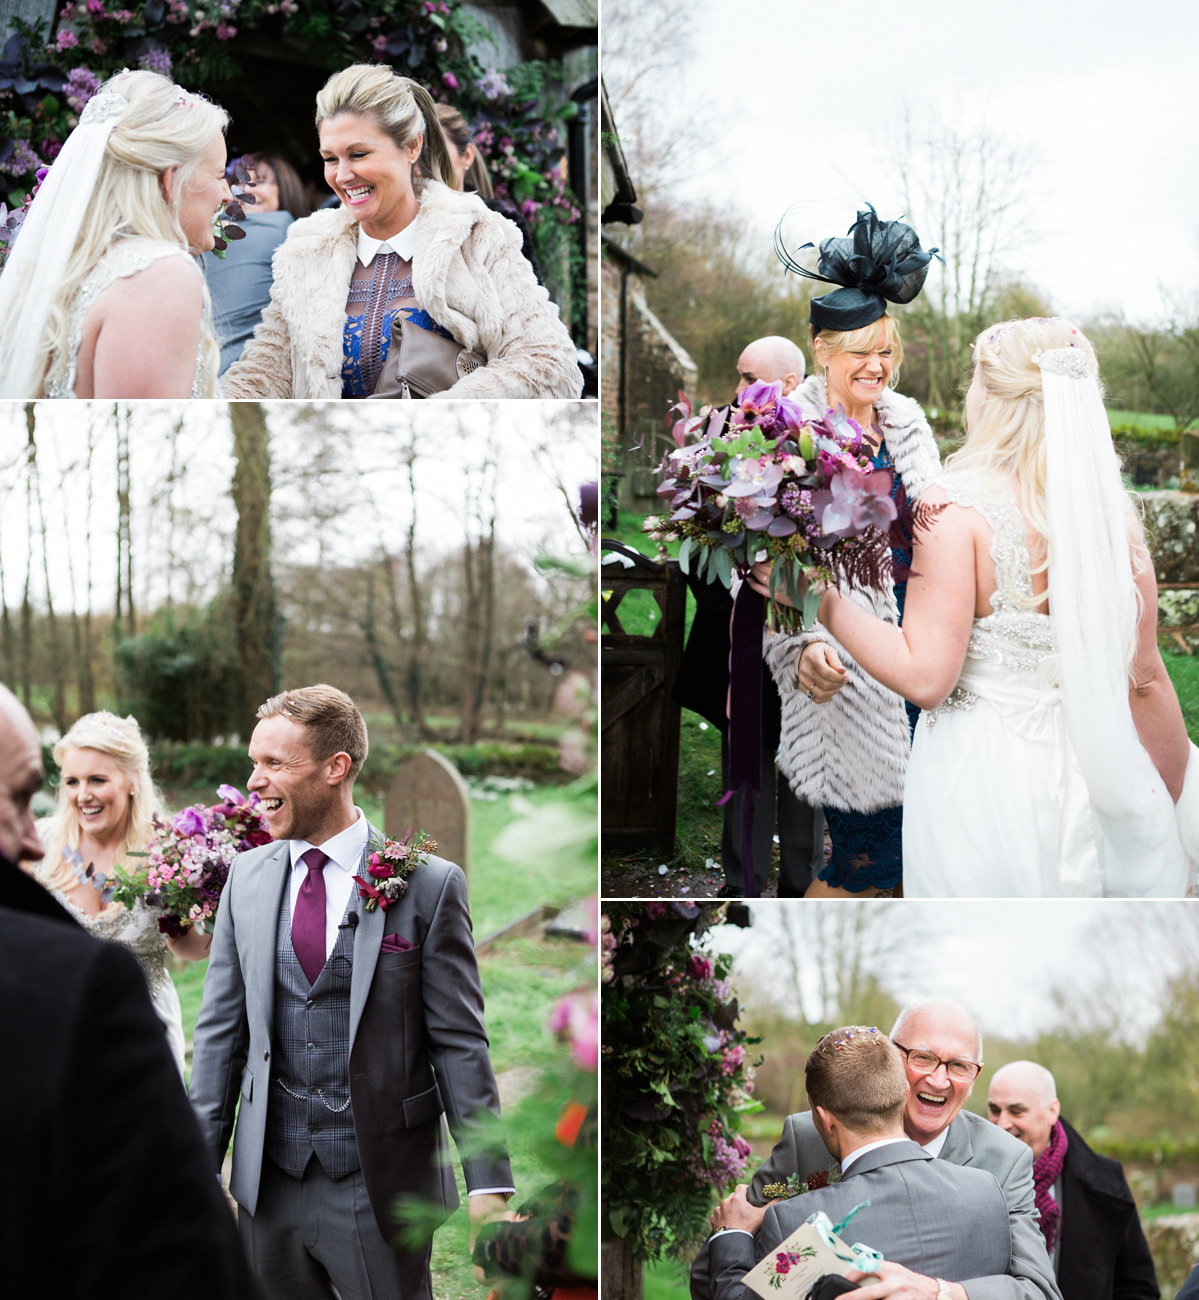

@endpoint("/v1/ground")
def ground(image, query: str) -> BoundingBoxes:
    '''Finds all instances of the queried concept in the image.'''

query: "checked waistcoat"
[264,879,361,1179]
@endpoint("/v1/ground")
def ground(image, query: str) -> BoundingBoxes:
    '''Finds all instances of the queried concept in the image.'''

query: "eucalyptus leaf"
[677,536,692,575]
[803,587,822,629]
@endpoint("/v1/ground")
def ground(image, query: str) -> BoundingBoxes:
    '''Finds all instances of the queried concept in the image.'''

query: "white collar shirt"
[839,1135,909,1174]
[919,1126,950,1160]
[356,213,419,267]
[287,808,370,959]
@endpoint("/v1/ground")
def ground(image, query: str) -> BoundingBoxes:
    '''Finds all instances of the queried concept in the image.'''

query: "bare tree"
[114,403,134,640]
[25,406,67,730]
[891,110,1042,413]
[459,454,498,744]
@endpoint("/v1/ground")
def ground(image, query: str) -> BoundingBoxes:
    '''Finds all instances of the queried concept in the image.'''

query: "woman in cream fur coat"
[222,65,581,401]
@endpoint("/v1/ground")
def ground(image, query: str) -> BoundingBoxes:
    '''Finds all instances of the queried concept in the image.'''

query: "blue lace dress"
[819,439,918,893]
[340,249,454,398]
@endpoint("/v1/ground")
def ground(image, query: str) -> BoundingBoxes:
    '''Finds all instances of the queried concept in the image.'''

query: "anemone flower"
[812,469,896,538]
[732,380,805,434]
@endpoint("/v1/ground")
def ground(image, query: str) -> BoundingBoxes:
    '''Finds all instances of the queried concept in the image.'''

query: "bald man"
[989,1062,1158,1300]
[671,334,823,896]
[0,684,261,1298]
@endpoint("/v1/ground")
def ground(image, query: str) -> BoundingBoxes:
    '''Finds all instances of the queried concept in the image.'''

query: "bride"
[0,70,231,398]
[754,316,1194,897]
[33,712,210,1073]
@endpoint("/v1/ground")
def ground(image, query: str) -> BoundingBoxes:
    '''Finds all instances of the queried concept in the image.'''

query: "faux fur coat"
[221,180,582,400]
[764,375,942,812]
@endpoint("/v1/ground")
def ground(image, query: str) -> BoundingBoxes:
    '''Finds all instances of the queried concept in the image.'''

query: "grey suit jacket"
[693,1110,1062,1300]
[710,1142,1010,1300]
[189,826,511,1241]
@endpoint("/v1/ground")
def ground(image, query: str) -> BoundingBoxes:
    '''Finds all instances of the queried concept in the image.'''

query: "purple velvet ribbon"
[719,582,765,898]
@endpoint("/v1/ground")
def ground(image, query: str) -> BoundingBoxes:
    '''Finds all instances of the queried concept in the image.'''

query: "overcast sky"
[704,900,1191,1042]
[0,402,595,615]
[607,0,1199,323]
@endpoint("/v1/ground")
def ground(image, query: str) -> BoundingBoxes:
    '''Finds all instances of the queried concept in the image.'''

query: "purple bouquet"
[650,381,900,628]
[111,785,270,938]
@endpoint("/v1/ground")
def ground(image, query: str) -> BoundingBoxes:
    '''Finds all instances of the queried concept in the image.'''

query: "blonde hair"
[36,711,164,895]
[315,64,457,190]
[257,684,369,781]
[811,313,904,385]
[38,71,228,398]
[434,103,494,198]
[946,316,1145,611]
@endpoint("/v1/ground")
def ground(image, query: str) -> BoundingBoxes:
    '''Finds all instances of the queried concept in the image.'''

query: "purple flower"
[2,141,43,177]
[65,67,101,113]
[688,955,712,980]
[442,71,459,91]
[477,68,510,101]
[138,46,172,75]
[56,28,78,49]
[813,469,897,539]
[215,784,243,805]
[173,806,208,837]
[371,33,388,56]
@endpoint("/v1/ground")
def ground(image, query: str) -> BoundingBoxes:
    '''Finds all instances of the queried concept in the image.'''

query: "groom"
[190,685,512,1300]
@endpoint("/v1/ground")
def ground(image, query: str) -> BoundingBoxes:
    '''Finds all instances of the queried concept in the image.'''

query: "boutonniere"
[352,825,437,912]
[761,1167,841,1200]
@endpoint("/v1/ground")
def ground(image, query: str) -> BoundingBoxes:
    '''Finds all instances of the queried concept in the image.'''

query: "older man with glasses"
[690,997,1063,1300]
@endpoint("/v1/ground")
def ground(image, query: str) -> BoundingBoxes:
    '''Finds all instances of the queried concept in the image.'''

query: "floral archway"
[0,0,588,320]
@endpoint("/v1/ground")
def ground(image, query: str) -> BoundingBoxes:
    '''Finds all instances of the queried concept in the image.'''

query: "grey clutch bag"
[369,311,485,399]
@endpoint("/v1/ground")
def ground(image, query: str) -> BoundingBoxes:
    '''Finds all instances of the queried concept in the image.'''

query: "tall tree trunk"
[459,462,498,745]
[600,1235,642,1300]
[0,474,13,687]
[360,562,402,728]
[78,414,96,714]
[400,447,428,737]
[27,405,66,731]
[20,407,34,708]
[230,402,280,740]
[114,403,133,640]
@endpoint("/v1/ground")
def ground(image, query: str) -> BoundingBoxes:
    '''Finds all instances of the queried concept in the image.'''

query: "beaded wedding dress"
[903,463,1190,897]
[50,886,187,1075]
[45,236,204,399]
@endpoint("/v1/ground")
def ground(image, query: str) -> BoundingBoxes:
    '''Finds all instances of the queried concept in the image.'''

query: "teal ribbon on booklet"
[805,1204,884,1273]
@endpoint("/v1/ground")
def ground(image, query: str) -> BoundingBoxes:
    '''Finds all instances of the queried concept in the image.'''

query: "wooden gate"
[601,544,686,855]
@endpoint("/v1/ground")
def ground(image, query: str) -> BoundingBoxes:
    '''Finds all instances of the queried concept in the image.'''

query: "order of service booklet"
[740,1219,864,1299]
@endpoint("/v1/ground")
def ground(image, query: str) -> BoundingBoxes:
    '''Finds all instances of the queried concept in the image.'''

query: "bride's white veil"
[1039,344,1187,893]
[0,87,129,398]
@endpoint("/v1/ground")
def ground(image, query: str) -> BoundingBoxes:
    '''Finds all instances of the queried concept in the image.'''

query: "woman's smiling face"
[60,747,134,842]
[319,112,421,238]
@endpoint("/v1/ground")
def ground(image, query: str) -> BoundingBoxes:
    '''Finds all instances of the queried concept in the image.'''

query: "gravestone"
[386,750,471,881]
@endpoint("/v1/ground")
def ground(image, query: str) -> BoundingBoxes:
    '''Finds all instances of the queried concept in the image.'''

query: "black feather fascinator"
[774,203,942,331]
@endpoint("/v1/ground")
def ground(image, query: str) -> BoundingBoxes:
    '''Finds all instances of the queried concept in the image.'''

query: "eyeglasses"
[893,1043,982,1083]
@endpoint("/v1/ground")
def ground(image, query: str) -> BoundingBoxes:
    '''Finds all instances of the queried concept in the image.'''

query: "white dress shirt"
[356,213,419,267]
[838,1135,908,1173]
[919,1126,950,1159]
[287,808,369,959]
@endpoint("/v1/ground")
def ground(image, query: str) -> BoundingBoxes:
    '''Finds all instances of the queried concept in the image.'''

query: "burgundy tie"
[291,846,330,986]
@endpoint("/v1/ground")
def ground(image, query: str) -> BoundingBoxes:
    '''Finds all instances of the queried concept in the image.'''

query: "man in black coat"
[0,683,261,1299]
[670,335,823,896]
[988,1060,1159,1300]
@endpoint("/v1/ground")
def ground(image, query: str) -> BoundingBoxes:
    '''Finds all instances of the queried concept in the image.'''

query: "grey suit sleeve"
[188,864,250,1171]
[708,1232,760,1300]
[961,1146,1063,1300]
[420,863,512,1192]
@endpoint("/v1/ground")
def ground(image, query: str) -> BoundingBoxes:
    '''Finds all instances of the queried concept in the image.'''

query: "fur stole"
[766,376,942,812]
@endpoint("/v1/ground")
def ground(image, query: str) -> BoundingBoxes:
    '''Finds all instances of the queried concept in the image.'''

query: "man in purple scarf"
[988,1062,1159,1300]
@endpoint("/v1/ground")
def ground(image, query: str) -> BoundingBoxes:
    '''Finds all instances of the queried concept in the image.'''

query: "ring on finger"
[806,689,814,701]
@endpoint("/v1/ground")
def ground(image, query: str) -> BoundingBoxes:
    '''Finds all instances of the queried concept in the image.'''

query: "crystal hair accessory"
[79,90,128,128]
[1034,347,1091,381]
[774,203,941,331]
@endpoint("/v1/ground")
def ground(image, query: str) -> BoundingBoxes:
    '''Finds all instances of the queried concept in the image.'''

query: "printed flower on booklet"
[651,387,904,629]
[767,1246,818,1288]
[352,825,436,912]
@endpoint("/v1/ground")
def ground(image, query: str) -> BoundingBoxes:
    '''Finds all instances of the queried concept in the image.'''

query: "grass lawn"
[1164,648,1199,744]
[644,1254,692,1300]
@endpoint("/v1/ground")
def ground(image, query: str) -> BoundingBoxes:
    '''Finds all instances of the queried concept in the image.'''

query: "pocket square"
[380,932,414,953]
